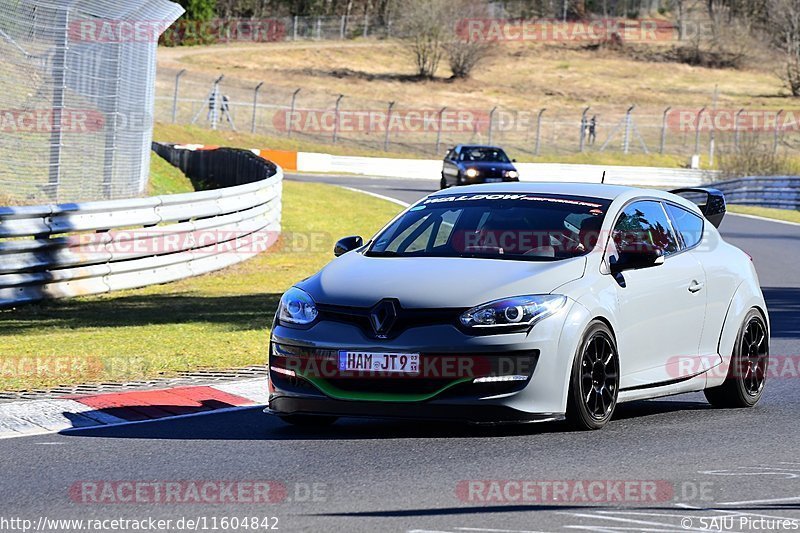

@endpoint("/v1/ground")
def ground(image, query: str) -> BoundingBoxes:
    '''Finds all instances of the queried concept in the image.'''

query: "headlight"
[460,295,567,330]
[505,170,519,179]
[278,287,319,326]
[465,168,479,178]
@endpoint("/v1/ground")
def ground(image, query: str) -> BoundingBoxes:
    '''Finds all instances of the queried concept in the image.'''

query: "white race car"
[268,183,769,430]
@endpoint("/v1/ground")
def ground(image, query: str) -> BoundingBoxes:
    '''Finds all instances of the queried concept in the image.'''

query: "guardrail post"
[172,69,186,124]
[579,106,591,153]
[535,108,546,156]
[623,105,635,155]
[694,107,707,156]
[384,101,395,151]
[333,94,344,144]
[435,106,447,154]
[488,106,498,145]
[251,81,264,134]
[287,88,301,138]
[660,106,671,154]
[774,109,784,154]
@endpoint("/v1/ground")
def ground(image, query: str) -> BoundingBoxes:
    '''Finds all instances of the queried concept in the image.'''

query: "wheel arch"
[707,280,769,389]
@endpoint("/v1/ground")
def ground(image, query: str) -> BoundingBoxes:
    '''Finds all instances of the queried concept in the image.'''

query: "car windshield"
[367,193,612,261]
[458,148,510,163]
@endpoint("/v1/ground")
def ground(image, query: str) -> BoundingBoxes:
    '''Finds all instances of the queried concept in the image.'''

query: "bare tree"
[768,0,800,96]
[399,0,450,78]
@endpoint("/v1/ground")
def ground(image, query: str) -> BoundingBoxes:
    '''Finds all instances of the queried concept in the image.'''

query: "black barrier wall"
[152,143,278,190]
[707,177,800,211]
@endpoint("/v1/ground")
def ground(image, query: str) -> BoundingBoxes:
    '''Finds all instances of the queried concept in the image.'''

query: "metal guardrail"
[0,154,283,308]
[709,176,800,210]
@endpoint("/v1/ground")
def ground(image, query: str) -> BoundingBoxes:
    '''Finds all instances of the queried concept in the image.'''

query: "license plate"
[338,351,420,375]
[485,177,502,183]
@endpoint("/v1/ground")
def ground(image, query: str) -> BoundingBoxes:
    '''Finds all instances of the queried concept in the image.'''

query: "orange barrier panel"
[260,149,298,172]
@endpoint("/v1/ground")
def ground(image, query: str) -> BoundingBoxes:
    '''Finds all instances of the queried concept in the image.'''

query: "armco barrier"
[0,148,282,308]
[707,176,800,210]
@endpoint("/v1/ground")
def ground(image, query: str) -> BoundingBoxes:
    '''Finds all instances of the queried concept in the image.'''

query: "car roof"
[428,182,638,201]
[454,144,506,151]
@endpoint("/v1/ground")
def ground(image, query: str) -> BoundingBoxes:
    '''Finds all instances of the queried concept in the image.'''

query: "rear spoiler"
[669,188,726,228]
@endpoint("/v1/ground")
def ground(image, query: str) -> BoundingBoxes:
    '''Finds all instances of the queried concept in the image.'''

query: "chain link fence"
[0,0,183,204]
[155,66,797,167]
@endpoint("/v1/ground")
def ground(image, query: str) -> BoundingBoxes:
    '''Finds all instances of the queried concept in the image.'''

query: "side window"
[613,201,680,256]
[665,204,704,250]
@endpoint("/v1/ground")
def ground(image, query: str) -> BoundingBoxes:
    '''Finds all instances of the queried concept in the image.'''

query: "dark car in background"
[441,145,520,189]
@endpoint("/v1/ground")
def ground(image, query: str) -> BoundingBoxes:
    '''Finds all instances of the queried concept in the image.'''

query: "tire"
[440,175,449,190]
[278,415,339,427]
[566,321,620,431]
[705,309,769,409]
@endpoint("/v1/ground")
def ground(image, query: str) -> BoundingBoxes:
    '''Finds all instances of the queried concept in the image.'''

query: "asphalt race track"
[1,174,799,533]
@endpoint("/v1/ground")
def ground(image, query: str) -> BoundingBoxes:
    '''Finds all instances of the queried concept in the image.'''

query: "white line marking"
[456,527,547,533]
[728,213,800,227]
[718,495,800,506]
[565,526,688,532]
[562,512,731,533]
[340,186,411,207]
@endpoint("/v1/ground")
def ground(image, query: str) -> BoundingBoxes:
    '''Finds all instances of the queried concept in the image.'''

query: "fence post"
[287,88,301,138]
[48,6,69,201]
[774,109,784,154]
[623,105,635,155]
[488,106,498,145]
[579,106,590,153]
[251,81,264,134]
[535,108,546,156]
[210,75,224,131]
[293,16,298,40]
[694,107,706,155]
[384,101,395,151]
[660,106,671,154]
[435,106,447,154]
[172,69,186,124]
[333,94,344,144]
[363,13,369,38]
[316,17,322,40]
[734,108,744,152]
[340,15,346,39]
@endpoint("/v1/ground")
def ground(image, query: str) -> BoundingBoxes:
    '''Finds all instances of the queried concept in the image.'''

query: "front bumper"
[268,301,585,422]
[267,395,560,424]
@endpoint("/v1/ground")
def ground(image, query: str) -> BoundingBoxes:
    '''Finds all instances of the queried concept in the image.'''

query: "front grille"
[316,303,464,339]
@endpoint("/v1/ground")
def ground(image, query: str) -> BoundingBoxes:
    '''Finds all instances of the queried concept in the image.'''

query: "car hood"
[458,161,516,171]
[297,253,586,309]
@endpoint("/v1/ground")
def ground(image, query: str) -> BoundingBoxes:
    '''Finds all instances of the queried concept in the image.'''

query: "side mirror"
[334,236,364,257]
[512,159,518,163]
[610,243,665,274]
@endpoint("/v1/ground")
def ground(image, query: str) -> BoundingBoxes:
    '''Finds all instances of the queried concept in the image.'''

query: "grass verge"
[148,152,195,196]
[0,181,403,391]
[727,205,800,224]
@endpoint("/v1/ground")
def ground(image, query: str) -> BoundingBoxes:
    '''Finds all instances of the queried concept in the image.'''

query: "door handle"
[689,281,705,293]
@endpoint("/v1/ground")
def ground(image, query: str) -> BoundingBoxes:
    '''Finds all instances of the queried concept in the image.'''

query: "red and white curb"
[0,379,269,439]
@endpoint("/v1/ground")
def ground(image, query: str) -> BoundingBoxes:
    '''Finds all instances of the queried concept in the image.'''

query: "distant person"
[588,116,597,146]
